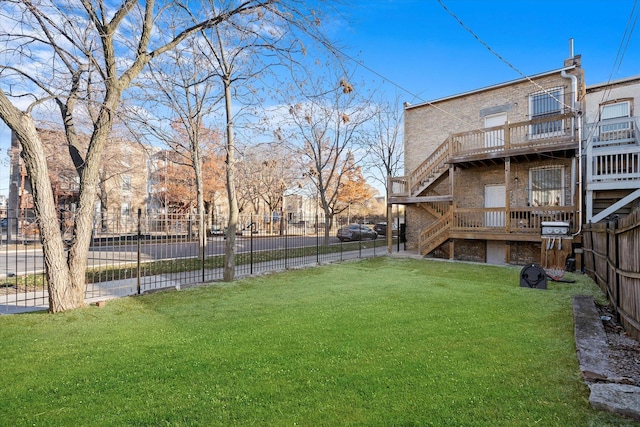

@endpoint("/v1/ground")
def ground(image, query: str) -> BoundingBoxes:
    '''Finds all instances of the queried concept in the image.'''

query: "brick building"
[8,129,151,236]
[389,53,585,265]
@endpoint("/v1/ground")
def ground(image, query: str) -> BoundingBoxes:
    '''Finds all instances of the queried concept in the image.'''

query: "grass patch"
[0,257,633,426]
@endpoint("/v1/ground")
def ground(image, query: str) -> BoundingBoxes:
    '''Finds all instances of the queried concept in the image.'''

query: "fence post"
[315,214,319,264]
[201,211,205,284]
[137,208,141,295]
[613,218,621,323]
[396,215,401,252]
[358,221,362,258]
[284,219,288,269]
[250,214,254,275]
[590,222,596,278]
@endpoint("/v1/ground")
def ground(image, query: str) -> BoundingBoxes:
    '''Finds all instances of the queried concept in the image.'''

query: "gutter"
[561,69,583,237]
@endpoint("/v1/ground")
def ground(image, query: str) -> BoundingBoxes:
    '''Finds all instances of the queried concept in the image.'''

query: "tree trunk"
[223,76,238,281]
[192,136,207,258]
[8,112,80,311]
[318,190,332,246]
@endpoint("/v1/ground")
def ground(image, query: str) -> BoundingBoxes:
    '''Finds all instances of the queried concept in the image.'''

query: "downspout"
[561,69,583,237]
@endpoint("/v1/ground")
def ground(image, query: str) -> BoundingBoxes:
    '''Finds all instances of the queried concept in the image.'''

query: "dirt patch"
[597,302,640,386]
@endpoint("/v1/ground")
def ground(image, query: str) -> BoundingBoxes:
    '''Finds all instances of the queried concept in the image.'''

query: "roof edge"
[405,65,577,110]
[587,75,640,91]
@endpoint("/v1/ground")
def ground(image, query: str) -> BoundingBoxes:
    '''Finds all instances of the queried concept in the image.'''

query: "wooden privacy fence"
[583,208,640,340]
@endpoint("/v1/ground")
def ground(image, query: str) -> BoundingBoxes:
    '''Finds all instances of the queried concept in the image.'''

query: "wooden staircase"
[417,197,450,218]
[409,139,454,257]
[409,139,450,197]
[418,205,453,256]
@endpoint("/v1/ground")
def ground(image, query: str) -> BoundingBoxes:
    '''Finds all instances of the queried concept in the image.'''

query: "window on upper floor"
[529,88,564,137]
[121,146,132,168]
[529,166,564,207]
[601,101,630,120]
[121,202,131,217]
[600,101,631,139]
[121,175,131,192]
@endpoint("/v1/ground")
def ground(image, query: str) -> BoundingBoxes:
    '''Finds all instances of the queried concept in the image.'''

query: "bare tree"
[362,97,404,198]
[191,1,335,281]
[132,33,224,258]
[283,72,377,244]
[237,144,299,233]
[0,0,278,312]
[359,96,404,249]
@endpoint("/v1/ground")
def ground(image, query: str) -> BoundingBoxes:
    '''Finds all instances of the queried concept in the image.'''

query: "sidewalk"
[1,247,394,314]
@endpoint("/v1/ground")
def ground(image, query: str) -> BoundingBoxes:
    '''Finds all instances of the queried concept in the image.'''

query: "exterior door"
[484,184,505,228]
[487,241,506,265]
[484,113,507,148]
[485,185,506,264]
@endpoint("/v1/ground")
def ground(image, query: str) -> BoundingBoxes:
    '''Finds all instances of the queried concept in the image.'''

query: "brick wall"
[401,62,582,266]
[404,72,577,174]
[509,242,542,265]
[453,240,485,262]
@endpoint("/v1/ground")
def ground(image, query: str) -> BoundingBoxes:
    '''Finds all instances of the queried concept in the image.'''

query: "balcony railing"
[389,113,577,199]
[585,116,640,185]
[450,113,575,159]
[452,206,576,235]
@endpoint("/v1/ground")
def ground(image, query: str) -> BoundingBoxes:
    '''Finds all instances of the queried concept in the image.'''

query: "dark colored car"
[337,224,378,242]
[373,222,398,236]
[0,218,7,228]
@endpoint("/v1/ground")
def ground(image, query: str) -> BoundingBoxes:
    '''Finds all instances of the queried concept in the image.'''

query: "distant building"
[8,129,152,236]
[0,194,7,219]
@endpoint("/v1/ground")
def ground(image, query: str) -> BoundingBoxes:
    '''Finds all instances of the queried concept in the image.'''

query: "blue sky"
[339,0,639,103]
[1,0,638,198]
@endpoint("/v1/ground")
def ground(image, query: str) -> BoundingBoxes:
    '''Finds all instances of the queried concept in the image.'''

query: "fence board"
[584,208,640,340]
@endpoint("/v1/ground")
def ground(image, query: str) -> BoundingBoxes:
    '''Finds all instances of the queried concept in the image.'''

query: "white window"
[600,101,631,138]
[121,175,131,191]
[121,202,131,217]
[484,113,507,148]
[529,166,564,206]
[529,88,564,137]
[122,146,132,168]
[601,101,630,120]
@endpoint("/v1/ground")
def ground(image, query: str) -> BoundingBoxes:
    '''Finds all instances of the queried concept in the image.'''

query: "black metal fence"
[0,213,403,314]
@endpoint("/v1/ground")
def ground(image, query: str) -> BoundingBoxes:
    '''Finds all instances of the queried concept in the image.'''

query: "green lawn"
[0,257,636,426]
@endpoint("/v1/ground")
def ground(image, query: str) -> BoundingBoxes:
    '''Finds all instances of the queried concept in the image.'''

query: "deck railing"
[452,206,576,235]
[389,112,577,198]
[585,116,640,185]
[450,113,575,159]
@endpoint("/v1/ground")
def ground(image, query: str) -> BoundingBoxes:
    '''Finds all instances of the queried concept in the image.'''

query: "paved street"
[0,234,384,279]
[0,239,392,314]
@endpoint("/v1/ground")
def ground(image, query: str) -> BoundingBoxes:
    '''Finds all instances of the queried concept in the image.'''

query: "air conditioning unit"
[541,221,570,236]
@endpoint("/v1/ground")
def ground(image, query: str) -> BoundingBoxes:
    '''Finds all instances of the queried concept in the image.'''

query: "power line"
[326,43,485,130]
[324,1,583,141]
[436,0,573,112]
[607,0,638,83]
[584,0,639,149]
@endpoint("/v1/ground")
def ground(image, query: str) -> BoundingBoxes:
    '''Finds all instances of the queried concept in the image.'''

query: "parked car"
[337,224,378,242]
[373,222,398,236]
[0,218,7,229]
